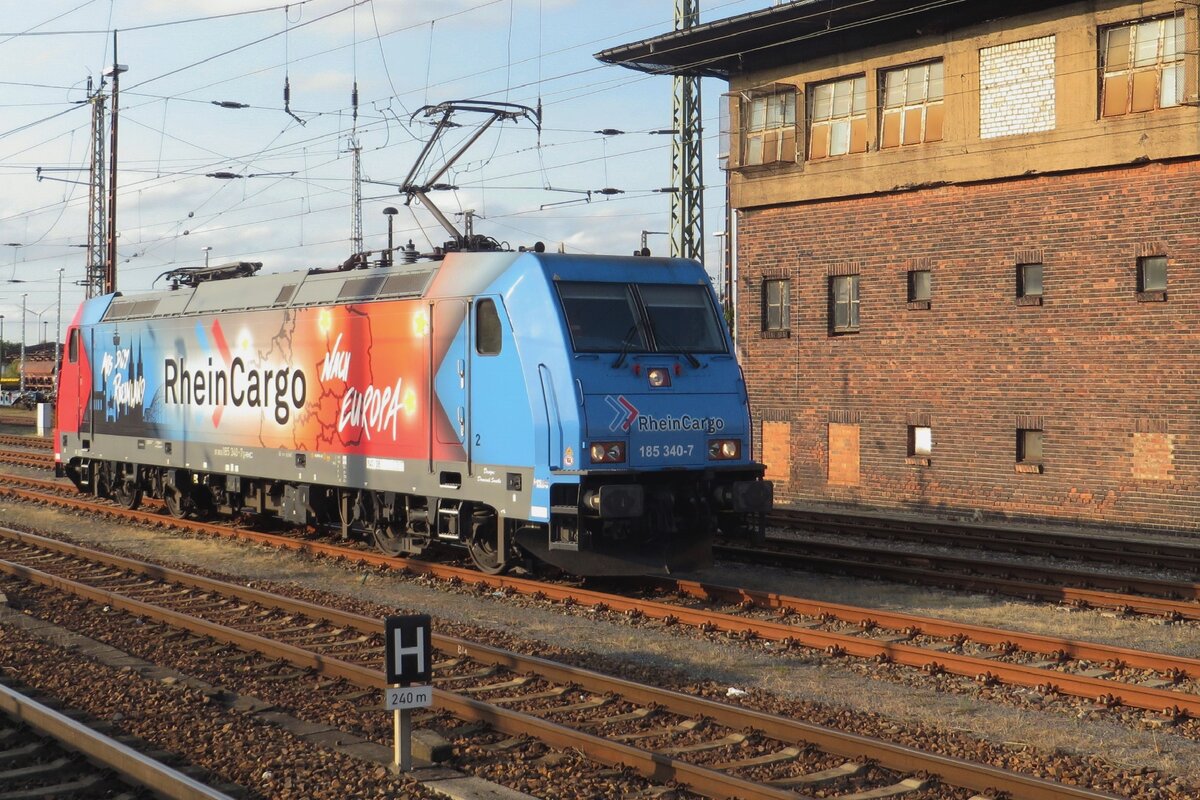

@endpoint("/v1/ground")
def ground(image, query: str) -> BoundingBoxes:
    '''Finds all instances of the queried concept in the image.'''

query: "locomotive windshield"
[640,284,726,353]
[557,281,726,354]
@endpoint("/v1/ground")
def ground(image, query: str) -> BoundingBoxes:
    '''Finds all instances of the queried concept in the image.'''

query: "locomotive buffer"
[384,614,433,772]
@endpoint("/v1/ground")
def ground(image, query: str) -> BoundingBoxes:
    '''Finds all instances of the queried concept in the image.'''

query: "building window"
[1017,428,1043,471]
[1138,255,1167,292]
[1137,255,1167,301]
[1017,263,1043,305]
[809,76,867,160]
[829,275,860,333]
[881,61,944,149]
[762,278,790,332]
[908,425,932,457]
[907,269,931,308]
[1102,17,1185,117]
[740,87,797,167]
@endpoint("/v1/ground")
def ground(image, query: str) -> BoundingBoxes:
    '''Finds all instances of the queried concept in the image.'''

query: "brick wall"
[979,35,1057,139]
[738,159,1200,534]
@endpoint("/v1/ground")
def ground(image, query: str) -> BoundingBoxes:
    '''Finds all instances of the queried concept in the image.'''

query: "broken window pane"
[879,62,944,149]
[1101,17,1182,117]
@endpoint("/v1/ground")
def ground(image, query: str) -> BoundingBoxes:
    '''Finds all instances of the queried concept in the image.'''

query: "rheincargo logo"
[163,357,307,425]
[637,414,725,435]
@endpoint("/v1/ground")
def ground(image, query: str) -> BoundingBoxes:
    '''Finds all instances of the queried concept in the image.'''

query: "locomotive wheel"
[372,523,409,557]
[468,509,507,575]
[162,483,192,519]
[110,465,142,511]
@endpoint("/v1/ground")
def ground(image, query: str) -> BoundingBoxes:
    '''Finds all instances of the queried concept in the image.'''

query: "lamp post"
[105,41,128,294]
[0,314,5,381]
[203,246,212,268]
[19,293,26,394]
[55,268,63,374]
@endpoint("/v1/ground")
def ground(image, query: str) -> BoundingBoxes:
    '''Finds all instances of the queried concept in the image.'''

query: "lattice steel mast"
[670,0,704,262]
[85,77,107,299]
[348,82,364,257]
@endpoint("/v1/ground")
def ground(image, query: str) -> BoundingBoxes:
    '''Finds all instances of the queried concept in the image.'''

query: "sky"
[0,0,764,350]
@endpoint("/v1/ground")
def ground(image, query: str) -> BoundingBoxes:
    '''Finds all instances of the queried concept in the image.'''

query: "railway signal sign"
[383,614,433,774]
[385,614,431,685]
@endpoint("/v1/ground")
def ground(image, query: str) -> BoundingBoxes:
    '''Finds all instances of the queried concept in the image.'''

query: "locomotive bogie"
[54,251,771,576]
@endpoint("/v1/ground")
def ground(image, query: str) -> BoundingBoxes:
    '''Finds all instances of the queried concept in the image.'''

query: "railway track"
[6,467,1200,622]
[771,507,1200,575]
[0,435,51,450]
[0,448,53,470]
[3,474,1200,725]
[0,525,1123,800]
[0,680,234,799]
[8,447,1199,612]
[716,539,1200,621]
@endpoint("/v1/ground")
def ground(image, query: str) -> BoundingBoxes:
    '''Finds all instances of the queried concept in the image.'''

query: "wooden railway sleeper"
[433,666,498,684]
[839,776,932,799]
[657,732,749,756]
[488,685,571,705]
[533,694,612,714]
[459,676,534,695]
[710,744,803,770]
[614,719,703,742]
[766,761,868,787]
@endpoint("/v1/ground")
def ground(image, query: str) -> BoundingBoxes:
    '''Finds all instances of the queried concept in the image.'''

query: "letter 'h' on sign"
[385,614,432,686]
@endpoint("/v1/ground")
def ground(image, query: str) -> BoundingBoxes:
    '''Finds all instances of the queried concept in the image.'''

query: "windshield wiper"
[673,351,701,368]
[612,325,640,368]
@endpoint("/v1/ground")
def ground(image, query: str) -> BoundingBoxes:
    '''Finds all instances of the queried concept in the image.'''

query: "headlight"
[708,439,741,460]
[647,367,671,388]
[589,442,626,463]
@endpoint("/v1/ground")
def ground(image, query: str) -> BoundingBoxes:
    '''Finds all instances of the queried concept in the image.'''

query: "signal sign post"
[384,614,433,773]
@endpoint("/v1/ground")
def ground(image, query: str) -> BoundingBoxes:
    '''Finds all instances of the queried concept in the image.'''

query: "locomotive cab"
[501,255,772,575]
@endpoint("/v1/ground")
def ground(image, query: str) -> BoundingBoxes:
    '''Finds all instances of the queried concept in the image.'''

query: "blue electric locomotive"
[55,248,771,576]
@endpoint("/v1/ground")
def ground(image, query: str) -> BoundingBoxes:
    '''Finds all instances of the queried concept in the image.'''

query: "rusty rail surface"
[0,526,1121,800]
[0,682,234,800]
[7,474,1200,700]
[0,434,51,450]
[769,508,1200,574]
[716,541,1200,620]
[4,481,1200,720]
[0,449,54,470]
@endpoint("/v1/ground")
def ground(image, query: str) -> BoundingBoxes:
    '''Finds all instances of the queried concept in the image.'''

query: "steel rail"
[0,526,1121,800]
[0,434,52,450]
[10,471,1200,622]
[771,509,1200,572]
[2,488,1198,717]
[717,542,1200,619]
[0,682,235,800]
[0,450,53,469]
[658,572,1200,678]
[0,553,800,800]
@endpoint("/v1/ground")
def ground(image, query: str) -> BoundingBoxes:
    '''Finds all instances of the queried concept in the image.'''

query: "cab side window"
[68,329,79,363]
[476,299,502,356]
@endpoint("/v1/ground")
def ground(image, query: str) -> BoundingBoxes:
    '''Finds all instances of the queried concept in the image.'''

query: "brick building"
[600,1,1200,535]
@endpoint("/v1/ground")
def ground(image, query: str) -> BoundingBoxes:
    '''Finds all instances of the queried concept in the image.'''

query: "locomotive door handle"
[457,358,465,389]
[457,407,465,438]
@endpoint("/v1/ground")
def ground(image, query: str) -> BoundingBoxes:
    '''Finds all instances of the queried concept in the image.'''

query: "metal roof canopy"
[595,0,1082,79]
